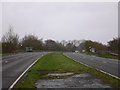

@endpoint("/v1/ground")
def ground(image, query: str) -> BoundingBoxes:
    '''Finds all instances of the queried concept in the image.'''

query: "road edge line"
[64,54,120,80]
[8,56,42,90]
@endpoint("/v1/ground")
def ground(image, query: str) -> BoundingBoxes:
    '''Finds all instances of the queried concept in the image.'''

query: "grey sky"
[2,2,118,44]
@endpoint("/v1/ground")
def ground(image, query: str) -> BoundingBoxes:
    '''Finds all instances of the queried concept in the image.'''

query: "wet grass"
[15,53,120,89]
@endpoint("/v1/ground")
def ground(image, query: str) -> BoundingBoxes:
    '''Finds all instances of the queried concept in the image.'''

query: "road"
[1,52,119,89]
[2,52,48,89]
[64,52,119,78]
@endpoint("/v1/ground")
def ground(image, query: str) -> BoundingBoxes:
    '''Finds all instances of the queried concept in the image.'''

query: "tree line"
[1,27,119,54]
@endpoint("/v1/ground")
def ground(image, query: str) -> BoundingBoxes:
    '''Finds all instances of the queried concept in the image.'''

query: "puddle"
[47,72,74,76]
[36,73,112,88]
[71,73,91,78]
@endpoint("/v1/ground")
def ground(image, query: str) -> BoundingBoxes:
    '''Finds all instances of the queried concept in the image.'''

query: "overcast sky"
[2,2,118,44]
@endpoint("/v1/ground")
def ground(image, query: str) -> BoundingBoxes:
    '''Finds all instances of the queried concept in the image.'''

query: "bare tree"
[2,26,19,53]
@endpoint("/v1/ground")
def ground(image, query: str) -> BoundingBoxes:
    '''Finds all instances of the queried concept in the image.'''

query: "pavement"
[64,52,119,78]
[36,73,112,88]
[2,52,48,89]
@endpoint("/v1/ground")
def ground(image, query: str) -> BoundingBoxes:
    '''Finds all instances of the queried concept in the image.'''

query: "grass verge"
[85,52,119,60]
[15,53,120,88]
[2,53,16,56]
[97,54,119,60]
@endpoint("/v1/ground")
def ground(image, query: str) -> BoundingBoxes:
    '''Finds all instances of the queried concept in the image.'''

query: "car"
[75,50,79,53]
[26,47,33,52]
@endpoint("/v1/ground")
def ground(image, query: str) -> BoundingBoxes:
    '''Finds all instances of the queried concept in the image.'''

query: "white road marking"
[5,61,8,63]
[102,61,107,63]
[8,55,44,90]
[64,54,120,80]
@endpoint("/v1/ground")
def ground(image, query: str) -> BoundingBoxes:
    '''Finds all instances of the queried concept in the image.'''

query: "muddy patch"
[36,73,112,88]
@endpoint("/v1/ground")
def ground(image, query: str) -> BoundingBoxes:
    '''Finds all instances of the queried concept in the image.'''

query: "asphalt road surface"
[2,52,48,89]
[64,52,119,78]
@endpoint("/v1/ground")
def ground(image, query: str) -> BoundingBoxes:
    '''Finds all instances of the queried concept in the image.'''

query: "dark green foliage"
[66,43,76,52]
[44,39,66,51]
[84,40,107,52]
[107,37,119,54]
[21,35,43,50]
